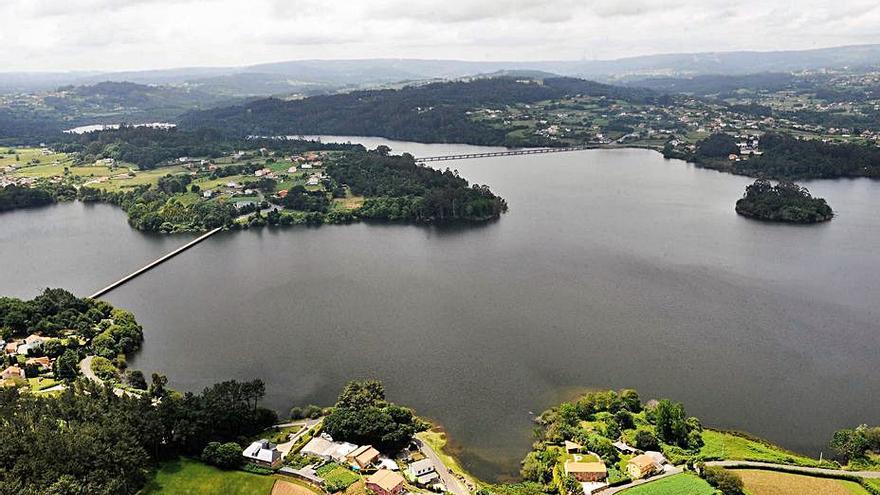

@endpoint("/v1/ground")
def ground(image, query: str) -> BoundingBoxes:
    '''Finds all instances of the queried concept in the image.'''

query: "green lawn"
[28,377,59,391]
[619,473,715,495]
[699,430,826,467]
[140,458,276,495]
[863,479,880,491]
[315,463,359,490]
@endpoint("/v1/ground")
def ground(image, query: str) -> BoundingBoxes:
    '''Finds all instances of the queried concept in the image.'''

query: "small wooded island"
[735,179,833,224]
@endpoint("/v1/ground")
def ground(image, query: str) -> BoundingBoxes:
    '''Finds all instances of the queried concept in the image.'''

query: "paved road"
[414,437,470,495]
[78,355,134,397]
[705,460,880,478]
[79,355,98,381]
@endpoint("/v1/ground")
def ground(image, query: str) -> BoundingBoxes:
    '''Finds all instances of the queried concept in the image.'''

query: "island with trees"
[735,179,833,223]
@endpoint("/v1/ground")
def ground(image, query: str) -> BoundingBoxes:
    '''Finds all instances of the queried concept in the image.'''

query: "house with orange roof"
[366,469,405,495]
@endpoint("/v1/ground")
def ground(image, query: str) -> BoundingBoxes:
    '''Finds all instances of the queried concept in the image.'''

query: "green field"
[699,430,826,467]
[315,462,359,490]
[140,458,276,495]
[619,473,715,494]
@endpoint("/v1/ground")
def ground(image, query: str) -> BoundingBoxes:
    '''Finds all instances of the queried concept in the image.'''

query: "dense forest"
[0,377,276,495]
[735,179,833,223]
[691,132,880,179]
[179,77,662,146]
[56,126,365,169]
[0,184,54,212]
[327,148,508,222]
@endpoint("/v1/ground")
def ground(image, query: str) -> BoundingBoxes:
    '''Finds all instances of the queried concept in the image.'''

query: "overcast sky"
[2,0,880,72]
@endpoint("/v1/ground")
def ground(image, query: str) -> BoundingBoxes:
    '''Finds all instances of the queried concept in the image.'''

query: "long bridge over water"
[414,145,595,162]
[90,146,598,298]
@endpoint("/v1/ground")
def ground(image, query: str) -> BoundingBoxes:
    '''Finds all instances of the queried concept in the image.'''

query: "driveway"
[413,437,470,495]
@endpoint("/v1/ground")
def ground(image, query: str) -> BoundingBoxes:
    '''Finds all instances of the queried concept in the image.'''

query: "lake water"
[2,138,879,481]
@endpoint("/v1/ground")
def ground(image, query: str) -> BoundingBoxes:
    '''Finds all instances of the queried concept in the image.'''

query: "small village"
[230,413,477,495]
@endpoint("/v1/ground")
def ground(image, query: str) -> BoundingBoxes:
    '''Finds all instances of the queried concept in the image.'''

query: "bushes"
[700,466,744,495]
[289,404,324,420]
[90,356,119,381]
[201,442,243,469]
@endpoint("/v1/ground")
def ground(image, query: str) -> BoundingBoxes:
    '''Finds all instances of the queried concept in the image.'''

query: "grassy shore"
[699,430,829,467]
[416,427,485,488]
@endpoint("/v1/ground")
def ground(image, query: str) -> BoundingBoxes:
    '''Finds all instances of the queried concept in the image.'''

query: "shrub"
[701,465,744,495]
[201,441,243,469]
[90,356,118,381]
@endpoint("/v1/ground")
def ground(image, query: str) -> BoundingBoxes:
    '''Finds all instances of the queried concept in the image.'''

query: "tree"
[149,372,168,398]
[323,380,428,452]
[830,426,870,462]
[125,369,148,390]
[633,429,660,451]
[55,349,80,380]
[653,399,696,448]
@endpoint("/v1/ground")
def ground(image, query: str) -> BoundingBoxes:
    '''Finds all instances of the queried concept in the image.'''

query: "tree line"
[690,132,880,180]
[0,377,276,495]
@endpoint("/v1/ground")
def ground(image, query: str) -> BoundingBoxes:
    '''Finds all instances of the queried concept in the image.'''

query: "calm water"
[2,140,879,481]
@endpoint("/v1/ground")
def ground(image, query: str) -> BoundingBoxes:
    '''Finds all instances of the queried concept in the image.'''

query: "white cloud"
[0,0,878,71]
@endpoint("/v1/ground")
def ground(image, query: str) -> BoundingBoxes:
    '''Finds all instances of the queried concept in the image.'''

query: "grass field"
[736,469,871,495]
[863,479,880,491]
[619,473,715,494]
[700,430,825,467]
[1,147,71,169]
[140,458,277,495]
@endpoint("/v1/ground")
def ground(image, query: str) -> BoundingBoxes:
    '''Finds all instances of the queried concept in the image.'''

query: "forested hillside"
[179,77,661,146]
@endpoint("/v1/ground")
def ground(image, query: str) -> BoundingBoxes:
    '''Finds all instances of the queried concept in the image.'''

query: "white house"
[407,458,438,485]
[243,439,283,468]
[300,434,359,462]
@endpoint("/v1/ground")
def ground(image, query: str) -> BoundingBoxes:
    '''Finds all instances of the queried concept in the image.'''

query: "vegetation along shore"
[2,291,879,495]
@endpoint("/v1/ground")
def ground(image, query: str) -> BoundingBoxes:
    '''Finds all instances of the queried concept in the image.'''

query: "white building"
[243,439,283,468]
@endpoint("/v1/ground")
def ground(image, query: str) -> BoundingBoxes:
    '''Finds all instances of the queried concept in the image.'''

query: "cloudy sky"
[2,0,880,71]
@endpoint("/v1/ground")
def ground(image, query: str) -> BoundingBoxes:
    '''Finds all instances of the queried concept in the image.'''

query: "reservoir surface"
[2,139,878,480]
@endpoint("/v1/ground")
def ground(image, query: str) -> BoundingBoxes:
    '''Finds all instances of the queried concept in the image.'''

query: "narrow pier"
[414,145,595,162]
[89,227,223,299]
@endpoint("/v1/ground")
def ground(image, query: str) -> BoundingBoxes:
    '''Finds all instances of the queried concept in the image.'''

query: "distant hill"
[178,76,660,146]
[0,81,237,144]
[5,44,880,96]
